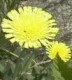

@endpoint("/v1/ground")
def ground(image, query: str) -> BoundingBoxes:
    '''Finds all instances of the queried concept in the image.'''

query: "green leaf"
[0,60,5,73]
[51,59,65,80]
[58,59,72,80]
[0,33,9,48]
[51,56,72,80]
[3,60,15,80]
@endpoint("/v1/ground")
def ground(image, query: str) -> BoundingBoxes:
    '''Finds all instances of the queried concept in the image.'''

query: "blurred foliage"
[0,0,72,80]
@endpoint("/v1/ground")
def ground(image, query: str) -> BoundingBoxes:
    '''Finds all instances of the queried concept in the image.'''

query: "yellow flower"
[46,41,71,62]
[1,6,59,48]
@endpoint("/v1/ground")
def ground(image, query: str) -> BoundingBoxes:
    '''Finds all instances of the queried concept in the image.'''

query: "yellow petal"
[1,23,11,28]
[33,41,39,48]
[24,42,29,48]
[3,29,13,33]
[18,7,23,13]
[7,10,19,20]
[40,39,47,46]
[9,38,16,43]
[5,34,14,38]
[28,41,33,48]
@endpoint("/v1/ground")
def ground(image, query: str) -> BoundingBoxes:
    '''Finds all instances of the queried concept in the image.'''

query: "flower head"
[46,41,71,62]
[1,6,59,48]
